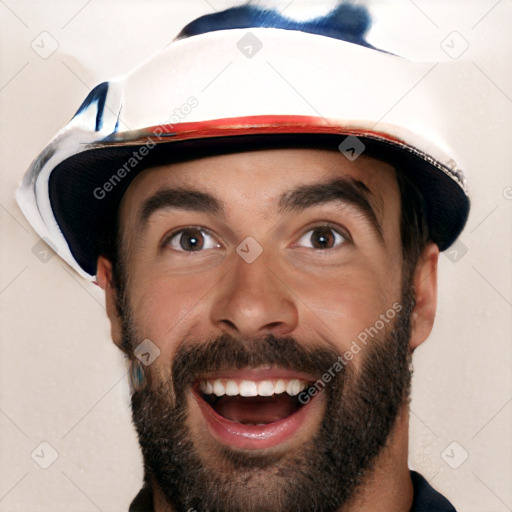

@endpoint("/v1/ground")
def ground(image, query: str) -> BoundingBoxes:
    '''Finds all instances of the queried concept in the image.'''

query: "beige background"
[1,0,511,510]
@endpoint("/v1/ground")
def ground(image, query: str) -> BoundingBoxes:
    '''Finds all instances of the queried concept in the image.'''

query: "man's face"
[110,148,414,511]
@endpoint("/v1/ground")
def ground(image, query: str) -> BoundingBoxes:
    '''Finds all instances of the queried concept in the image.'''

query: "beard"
[125,285,414,512]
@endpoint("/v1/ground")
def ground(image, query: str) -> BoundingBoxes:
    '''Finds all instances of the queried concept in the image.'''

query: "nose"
[209,251,299,339]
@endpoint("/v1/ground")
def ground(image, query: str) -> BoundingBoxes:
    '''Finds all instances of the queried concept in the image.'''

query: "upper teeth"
[199,378,309,397]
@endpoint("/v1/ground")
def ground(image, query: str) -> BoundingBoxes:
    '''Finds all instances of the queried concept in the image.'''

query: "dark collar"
[128,470,457,511]
[128,483,153,512]
[409,470,457,511]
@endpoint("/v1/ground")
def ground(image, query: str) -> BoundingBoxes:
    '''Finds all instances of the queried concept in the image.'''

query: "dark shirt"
[409,471,457,512]
[129,470,456,511]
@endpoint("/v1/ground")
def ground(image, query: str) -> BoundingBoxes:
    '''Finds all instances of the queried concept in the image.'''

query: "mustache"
[169,332,343,401]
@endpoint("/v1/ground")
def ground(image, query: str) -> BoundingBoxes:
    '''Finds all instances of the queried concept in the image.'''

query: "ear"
[96,255,124,349]
[409,242,439,352]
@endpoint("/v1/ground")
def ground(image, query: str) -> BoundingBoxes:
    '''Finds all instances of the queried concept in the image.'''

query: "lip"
[192,368,325,450]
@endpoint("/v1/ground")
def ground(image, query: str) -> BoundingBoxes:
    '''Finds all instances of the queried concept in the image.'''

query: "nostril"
[219,319,288,339]
[221,319,237,331]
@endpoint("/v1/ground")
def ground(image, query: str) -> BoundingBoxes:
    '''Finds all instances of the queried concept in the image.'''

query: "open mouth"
[199,378,309,424]
[192,369,325,450]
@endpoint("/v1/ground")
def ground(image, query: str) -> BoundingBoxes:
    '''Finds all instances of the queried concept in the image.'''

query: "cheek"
[127,272,218,362]
[290,260,401,354]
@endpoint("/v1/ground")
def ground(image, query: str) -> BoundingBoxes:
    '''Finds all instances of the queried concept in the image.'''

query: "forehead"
[119,147,398,222]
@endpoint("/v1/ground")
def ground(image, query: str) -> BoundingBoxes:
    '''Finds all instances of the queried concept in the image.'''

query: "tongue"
[214,394,299,424]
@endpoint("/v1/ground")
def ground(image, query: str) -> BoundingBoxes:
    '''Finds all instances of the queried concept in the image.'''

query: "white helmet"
[16,3,470,280]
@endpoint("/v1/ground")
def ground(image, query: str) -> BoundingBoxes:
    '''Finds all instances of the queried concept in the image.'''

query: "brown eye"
[297,226,346,250]
[166,228,220,252]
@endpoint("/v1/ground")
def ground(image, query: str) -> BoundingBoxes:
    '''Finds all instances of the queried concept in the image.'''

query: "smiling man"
[16,3,469,512]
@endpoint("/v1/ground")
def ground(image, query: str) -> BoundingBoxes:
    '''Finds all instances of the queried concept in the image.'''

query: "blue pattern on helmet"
[72,82,109,131]
[177,3,380,51]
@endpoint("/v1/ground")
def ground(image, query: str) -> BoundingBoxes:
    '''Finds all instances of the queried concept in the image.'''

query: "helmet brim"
[47,117,469,278]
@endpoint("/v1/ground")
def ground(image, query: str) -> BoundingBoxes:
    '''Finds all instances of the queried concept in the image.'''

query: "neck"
[152,404,413,512]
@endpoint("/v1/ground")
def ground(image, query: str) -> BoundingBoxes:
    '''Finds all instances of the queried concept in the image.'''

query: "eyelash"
[162,226,220,253]
[295,222,350,250]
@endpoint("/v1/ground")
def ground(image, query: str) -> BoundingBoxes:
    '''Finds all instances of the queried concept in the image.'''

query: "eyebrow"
[277,177,383,241]
[140,189,225,224]
[139,177,383,241]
